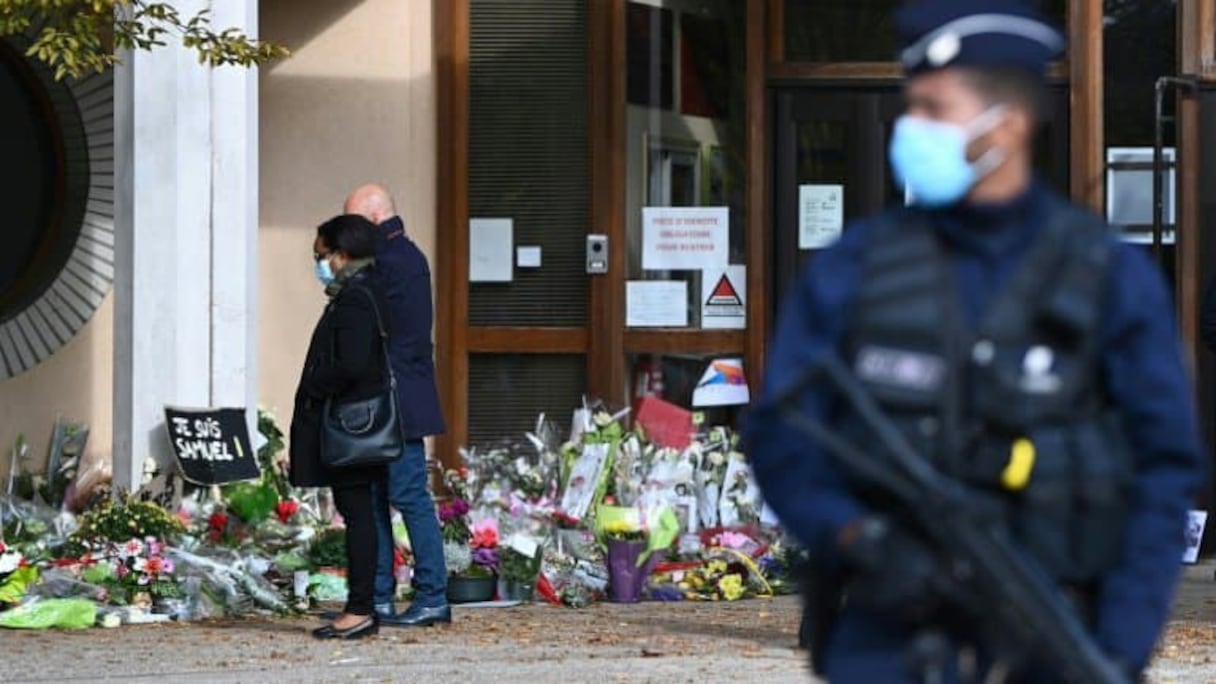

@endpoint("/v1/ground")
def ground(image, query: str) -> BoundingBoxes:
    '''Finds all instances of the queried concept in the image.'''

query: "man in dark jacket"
[345,183,450,626]
[745,1,1203,680]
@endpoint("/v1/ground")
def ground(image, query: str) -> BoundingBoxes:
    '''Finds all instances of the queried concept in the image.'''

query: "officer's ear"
[1001,104,1036,151]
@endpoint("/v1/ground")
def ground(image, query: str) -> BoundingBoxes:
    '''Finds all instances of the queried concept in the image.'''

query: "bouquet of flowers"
[650,547,772,602]
[67,495,185,555]
[440,467,493,578]
[111,537,183,603]
[72,537,183,607]
[469,518,500,574]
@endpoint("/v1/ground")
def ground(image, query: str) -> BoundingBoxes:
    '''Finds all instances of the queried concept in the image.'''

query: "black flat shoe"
[312,616,379,640]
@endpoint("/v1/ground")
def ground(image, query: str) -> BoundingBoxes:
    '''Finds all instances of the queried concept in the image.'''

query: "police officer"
[745,1,1204,681]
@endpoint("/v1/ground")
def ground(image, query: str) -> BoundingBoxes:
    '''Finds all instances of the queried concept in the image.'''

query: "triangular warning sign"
[706,275,743,306]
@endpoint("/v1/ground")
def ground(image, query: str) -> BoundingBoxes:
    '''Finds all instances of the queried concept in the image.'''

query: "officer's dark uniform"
[745,2,1204,681]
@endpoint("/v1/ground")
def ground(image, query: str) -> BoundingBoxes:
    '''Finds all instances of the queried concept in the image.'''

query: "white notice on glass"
[626,280,688,328]
[516,246,542,268]
[642,207,729,271]
[799,185,844,249]
[1184,510,1208,564]
[469,218,513,282]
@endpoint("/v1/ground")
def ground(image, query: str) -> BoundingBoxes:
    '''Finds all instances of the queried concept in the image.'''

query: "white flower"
[120,538,145,559]
[709,452,726,467]
[443,541,472,575]
[0,551,21,575]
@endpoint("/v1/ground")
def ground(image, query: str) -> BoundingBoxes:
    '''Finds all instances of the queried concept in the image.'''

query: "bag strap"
[348,283,389,341]
[346,283,398,391]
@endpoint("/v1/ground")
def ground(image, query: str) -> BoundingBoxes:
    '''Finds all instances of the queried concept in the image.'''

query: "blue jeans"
[372,439,447,607]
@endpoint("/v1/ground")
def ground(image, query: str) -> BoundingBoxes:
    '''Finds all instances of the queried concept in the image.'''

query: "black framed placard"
[163,406,260,485]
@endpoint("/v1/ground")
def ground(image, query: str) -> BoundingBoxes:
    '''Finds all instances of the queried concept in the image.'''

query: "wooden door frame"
[434,0,469,468]
[588,0,628,408]
[434,1,616,464]
[1179,0,1216,374]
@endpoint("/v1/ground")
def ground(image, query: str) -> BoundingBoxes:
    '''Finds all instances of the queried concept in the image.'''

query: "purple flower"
[472,547,499,569]
[453,499,470,516]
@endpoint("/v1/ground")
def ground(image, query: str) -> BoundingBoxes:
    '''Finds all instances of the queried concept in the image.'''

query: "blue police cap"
[896,0,1064,77]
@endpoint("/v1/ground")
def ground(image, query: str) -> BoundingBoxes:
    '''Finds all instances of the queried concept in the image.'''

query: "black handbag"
[319,284,404,469]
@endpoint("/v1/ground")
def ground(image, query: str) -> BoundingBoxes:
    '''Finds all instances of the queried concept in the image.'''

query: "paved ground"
[2,564,1216,683]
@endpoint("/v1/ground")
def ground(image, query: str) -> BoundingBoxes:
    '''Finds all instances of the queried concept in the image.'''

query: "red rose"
[275,500,300,523]
[209,511,229,532]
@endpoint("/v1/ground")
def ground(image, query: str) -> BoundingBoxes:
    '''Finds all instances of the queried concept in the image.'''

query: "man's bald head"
[343,183,398,224]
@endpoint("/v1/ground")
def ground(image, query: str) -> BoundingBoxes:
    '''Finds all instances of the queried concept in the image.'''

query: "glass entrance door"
[771,85,1070,316]
[771,87,904,313]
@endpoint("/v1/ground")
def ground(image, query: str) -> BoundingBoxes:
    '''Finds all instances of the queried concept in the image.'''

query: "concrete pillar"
[113,0,259,492]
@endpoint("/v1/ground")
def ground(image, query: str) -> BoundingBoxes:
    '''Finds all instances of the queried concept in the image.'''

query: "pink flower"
[121,538,144,558]
[144,537,163,557]
[717,531,752,550]
[470,519,499,549]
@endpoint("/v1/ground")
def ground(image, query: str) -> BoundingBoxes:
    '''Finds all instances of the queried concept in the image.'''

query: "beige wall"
[0,297,114,482]
[258,0,437,433]
[1,0,438,482]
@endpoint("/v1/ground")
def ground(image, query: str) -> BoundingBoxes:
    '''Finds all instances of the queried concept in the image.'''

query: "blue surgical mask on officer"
[890,106,1007,207]
[315,257,335,286]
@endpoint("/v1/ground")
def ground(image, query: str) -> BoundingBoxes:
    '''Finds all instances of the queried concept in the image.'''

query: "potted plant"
[441,468,496,603]
[595,504,679,603]
[596,506,652,603]
[497,533,543,602]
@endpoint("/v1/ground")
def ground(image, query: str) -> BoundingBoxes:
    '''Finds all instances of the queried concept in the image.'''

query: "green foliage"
[256,408,291,500]
[0,1,288,81]
[221,480,278,524]
[306,528,347,570]
[498,547,542,584]
[0,566,39,605]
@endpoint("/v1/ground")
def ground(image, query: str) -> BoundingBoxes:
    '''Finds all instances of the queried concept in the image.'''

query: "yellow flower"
[718,574,745,601]
[707,561,727,575]
[602,519,640,535]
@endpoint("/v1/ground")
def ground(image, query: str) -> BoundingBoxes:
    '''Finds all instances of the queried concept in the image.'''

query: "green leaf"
[0,566,40,604]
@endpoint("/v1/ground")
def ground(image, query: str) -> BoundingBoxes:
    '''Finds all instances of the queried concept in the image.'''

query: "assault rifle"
[775,354,1129,684]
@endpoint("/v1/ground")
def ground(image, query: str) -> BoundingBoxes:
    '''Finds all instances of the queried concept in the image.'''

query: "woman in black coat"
[290,214,391,640]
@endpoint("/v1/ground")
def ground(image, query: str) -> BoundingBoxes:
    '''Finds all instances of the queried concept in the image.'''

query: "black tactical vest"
[844,198,1133,584]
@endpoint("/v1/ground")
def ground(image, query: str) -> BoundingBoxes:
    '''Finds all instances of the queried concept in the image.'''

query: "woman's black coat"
[289,268,391,488]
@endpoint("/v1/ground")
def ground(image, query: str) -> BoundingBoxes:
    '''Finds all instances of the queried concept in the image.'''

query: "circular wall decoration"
[0,38,114,379]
